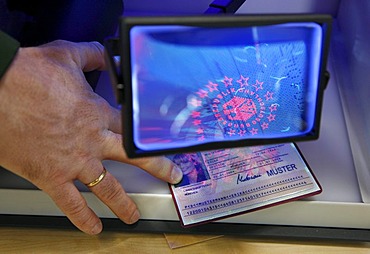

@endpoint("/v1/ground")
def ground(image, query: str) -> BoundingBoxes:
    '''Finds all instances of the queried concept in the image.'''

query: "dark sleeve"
[0,30,20,80]
[6,0,44,16]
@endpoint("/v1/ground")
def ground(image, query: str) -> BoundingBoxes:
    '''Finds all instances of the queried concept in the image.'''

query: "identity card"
[167,143,321,227]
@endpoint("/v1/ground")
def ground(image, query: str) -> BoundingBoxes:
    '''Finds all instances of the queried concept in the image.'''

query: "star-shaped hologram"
[192,119,202,126]
[267,113,276,122]
[252,80,263,91]
[264,91,273,101]
[228,129,236,136]
[223,76,233,87]
[198,135,205,141]
[269,104,278,112]
[188,98,202,107]
[261,122,269,130]
[196,89,208,98]
[206,81,219,92]
[237,75,250,87]
[191,111,201,118]
[196,128,204,134]
[250,128,258,135]
[238,130,247,136]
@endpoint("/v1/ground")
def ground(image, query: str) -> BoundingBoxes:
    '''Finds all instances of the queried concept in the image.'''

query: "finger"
[46,182,103,235]
[80,166,140,225]
[93,95,121,133]
[46,40,106,72]
[75,41,106,72]
[35,40,105,93]
[107,105,122,134]
[101,132,183,184]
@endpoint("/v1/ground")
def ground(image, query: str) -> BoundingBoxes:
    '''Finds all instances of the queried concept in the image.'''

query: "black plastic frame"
[1,215,369,242]
[109,14,332,158]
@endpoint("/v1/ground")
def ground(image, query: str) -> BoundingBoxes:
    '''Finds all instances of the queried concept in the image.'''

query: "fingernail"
[170,165,183,184]
[129,209,141,224]
[91,222,103,235]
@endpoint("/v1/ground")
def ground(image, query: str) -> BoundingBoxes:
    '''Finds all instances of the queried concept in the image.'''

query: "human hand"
[0,40,183,235]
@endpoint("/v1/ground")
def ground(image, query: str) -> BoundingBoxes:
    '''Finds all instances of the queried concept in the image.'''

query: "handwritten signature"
[237,173,262,184]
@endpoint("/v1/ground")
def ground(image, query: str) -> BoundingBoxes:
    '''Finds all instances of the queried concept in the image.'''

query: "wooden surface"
[0,227,370,253]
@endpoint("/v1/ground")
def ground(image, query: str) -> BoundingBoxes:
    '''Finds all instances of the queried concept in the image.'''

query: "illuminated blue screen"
[129,23,323,151]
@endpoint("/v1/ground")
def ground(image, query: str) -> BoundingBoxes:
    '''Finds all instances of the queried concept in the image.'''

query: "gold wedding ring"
[85,168,107,187]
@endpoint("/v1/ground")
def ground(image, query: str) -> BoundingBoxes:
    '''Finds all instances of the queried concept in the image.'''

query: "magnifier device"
[105,14,332,157]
